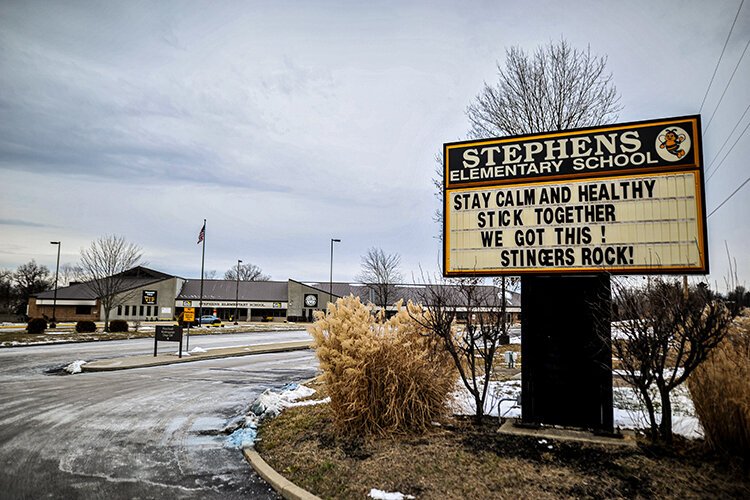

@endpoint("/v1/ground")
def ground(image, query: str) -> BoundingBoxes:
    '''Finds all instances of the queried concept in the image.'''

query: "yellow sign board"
[183,308,195,322]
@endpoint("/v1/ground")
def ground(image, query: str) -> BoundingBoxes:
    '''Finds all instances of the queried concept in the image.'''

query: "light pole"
[235,259,242,325]
[50,241,61,327]
[329,239,341,305]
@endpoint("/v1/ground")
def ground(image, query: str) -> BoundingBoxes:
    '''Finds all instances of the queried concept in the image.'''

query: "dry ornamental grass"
[688,308,750,464]
[309,296,456,437]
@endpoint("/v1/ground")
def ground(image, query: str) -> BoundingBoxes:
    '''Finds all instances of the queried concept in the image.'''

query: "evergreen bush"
[309,296,456,437]
[108,319,129,332]
[75,320,97,333]
[27,317,47,334]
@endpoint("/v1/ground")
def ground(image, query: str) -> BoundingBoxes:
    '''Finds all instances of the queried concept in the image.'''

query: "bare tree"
[77,235,143,332]
[355,247,403,310]
[13,260,52,316]
[58,262,81,288]
[203,270,217,279]
[466,38,621,138]
[428,39,622,423]
[224,262,270,281]
[434,38,621,232]
[0,269,14,316]
[608,277,732,443]
[410,274,514,423]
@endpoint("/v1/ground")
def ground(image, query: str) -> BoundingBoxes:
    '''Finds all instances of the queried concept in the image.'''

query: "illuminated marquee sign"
[443,115,708,276]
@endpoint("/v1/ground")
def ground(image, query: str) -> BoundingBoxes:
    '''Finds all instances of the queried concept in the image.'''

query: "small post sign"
[183,307,195,322]
[154,325,184,358]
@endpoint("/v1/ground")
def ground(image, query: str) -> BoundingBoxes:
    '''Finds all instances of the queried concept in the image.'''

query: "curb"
[243,448,322,500]
[81,341,313,372]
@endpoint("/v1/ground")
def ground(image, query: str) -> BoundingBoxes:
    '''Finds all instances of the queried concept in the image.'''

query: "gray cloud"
[0,0,747,284]
[0,219,53,228]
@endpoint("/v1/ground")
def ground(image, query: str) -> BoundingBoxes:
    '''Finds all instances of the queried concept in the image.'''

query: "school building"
[29,266,520,323]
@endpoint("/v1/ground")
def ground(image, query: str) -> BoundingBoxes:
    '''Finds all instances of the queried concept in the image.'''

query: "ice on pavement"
[64,360,87,374]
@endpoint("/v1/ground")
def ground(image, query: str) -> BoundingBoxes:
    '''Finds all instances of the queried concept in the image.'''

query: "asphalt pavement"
[0,330,318,499]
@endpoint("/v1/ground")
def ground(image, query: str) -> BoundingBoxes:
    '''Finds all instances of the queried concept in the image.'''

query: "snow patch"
[190,347,207,353]
[227,383,328,449]
[64,360,87,374]
[225,427,258,449]
[451,377,703,438]
[369,489,415,500]
[249,383,318,418]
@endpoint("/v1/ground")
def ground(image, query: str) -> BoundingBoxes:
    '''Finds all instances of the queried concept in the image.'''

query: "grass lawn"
[256,382,749,499]
[0,328,155,346]
[0,322,302,347]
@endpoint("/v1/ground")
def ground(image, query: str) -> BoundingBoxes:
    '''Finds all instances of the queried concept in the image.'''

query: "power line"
[699,0,745,113]
[708,176,750,218]
[703,37,750,134]
[705,104,750,174]
[706,118,750,182]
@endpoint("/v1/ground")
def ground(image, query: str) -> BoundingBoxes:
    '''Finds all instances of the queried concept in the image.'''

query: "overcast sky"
[1,0,748,289]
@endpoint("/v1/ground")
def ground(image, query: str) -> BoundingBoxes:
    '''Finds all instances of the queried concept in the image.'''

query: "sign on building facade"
[443,115,708,276]
[142,290,157,305]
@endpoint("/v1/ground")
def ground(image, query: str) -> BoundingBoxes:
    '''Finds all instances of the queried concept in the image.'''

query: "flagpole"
[199,219,206,320]
[190,219,207,353]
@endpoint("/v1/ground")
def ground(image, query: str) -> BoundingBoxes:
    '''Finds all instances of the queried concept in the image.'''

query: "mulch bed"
[257,402,750,499]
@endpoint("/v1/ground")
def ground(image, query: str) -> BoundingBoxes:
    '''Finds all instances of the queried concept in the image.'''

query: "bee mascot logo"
[656,126,691,162]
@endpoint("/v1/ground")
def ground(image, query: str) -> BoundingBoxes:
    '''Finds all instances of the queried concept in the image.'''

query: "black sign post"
[154,325,184,358]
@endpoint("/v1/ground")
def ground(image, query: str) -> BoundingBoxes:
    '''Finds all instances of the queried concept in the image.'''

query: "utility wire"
[708,176,750,218]
[705,104,750,174]
[704,37,750,134]
[706,118,750,182]
[699,0,745,113]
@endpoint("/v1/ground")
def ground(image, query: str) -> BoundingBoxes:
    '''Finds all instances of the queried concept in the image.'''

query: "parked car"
[198,315,222,326]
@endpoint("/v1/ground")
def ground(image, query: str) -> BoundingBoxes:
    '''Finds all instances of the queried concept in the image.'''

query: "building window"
[75,305,91,315]
[117,305,122,316]
[124,305,129,316]
[139,305,143,316]
[145,306,151,317]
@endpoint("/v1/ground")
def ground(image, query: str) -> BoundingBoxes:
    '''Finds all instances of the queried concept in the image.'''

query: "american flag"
[197,223,205,244]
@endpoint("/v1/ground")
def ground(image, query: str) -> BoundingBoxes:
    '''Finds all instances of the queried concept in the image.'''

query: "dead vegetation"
[689,309,750,469]
[257,402,750,500]
[309,296,456,437]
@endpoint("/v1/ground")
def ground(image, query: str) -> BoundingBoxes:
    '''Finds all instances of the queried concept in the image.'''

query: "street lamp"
[329,239,341,305]
[50,241,61,327]
[235,259,242,325]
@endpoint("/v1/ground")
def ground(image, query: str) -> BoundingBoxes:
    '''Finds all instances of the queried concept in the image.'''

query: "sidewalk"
[82,340,313,372]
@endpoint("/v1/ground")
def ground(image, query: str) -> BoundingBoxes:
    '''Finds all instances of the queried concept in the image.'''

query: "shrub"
[309,296,456,437]
[688,309,750,464]
[27,317,47,334]
[108,319,129,333]
[75,320,97,333]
